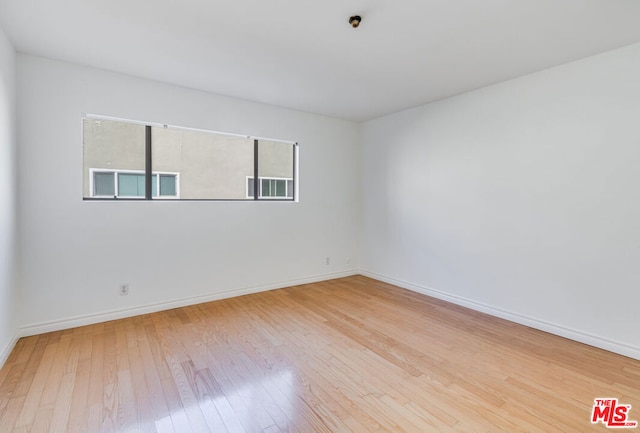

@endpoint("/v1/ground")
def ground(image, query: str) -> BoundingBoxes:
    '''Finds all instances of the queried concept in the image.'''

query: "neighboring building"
[83,118,295,200]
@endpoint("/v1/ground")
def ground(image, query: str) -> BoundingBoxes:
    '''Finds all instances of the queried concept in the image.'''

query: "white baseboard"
[360,270,640,361]
[19,270,358,338]
[0,335,19,370]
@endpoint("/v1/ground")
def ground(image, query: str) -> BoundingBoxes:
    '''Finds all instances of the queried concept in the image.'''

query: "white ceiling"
[2,0,640,121]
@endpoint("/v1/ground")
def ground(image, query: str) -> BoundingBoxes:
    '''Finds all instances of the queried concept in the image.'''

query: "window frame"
[83,114,298,202]
[89,168,180,199]
[246,176,294,199]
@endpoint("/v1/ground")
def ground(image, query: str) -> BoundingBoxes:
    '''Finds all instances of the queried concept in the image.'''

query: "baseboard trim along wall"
[18,270,358,338]
[0,336,19,370]
[15,269,639,362]
[360,270,640,361]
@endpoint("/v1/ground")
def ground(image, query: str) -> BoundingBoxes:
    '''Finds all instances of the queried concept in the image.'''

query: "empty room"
[1,0,639,432]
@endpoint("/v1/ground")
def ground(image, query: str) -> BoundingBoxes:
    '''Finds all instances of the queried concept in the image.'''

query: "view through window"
[83,117,297,200]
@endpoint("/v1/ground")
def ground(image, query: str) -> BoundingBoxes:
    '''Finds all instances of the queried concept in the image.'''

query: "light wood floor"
[0,276,638,432]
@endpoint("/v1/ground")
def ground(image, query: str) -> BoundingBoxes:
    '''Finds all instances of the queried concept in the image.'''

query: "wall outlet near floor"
[119,283,129,296]
[325,257,330,265]
[346,257,351,265]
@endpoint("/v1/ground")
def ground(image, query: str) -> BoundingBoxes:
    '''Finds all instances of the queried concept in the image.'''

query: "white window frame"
[246,176,294,199]
[89,168,180,199]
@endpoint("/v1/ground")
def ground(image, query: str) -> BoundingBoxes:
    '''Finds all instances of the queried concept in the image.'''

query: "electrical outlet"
[346,257,351,264]
[325,257,331,265]
[119,283,129,296]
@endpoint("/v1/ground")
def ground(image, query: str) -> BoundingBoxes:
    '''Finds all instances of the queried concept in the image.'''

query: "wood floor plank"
[7,334,50,400]
[66,357,91,433]
[12,340,60,430]
[101,328,119,433]
[86,332,104,433]
[0,396,26,432]
[1,275,639,432]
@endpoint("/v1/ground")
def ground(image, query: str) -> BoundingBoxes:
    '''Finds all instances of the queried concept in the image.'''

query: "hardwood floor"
[0,275,638,432]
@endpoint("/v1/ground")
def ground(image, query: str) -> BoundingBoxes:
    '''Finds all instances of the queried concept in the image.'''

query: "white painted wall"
[14,42,640,360]
[361,42,640,359]
[16,55,359,334]
[0,26,17,365]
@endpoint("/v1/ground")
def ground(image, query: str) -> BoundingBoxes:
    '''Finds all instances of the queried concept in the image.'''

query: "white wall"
[361,42,640,359]
[17,55,359,334]
[0,26,17,365]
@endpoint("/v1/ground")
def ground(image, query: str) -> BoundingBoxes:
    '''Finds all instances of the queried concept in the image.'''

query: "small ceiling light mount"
[349,15,362,28]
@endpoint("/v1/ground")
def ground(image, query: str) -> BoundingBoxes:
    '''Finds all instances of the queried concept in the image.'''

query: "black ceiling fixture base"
[349,15,362,28]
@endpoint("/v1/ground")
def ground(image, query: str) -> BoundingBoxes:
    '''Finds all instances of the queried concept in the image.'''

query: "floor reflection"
[154,369,295,432]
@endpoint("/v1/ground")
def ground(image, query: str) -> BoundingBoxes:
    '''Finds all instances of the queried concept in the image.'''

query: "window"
[83,117,297,200]
[90,169,179,198]
[247,177,294,199]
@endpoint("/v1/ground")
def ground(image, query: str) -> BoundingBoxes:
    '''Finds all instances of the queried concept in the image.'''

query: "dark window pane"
[287,179,293,198]
[94,172,114,196]
[159,174,176,196]
[262,178,271,197]
[118,173,145,197]
[275,179,286,197]
[247,177,254,198]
